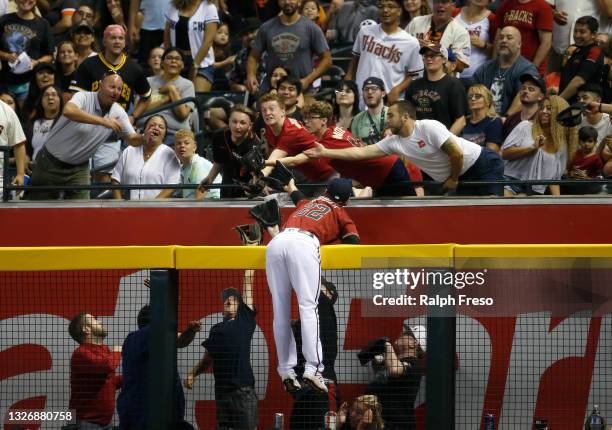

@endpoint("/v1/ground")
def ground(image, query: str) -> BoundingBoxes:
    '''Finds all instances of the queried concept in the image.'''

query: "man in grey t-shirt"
[246,0,332,94]
[28,73,144,200]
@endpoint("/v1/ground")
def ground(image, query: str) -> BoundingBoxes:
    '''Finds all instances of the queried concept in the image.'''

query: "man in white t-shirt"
[0,100,27,196]
[577,83,612,144]
[346,0,423,106]
[305,101,504,195]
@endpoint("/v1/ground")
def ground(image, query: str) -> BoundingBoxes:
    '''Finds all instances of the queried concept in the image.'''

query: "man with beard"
[246,0,332,94]
[70,24,151,183]
[351,77,389,145]
[68,312,122,429]
[502,73,545,139]
[472,26,539,117]
[269,99,417,196]
[346,0,423,106]
[305,101,504,196]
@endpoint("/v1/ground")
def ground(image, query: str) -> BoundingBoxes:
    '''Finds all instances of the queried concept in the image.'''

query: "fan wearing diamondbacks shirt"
[265,100,419,197]
[346,0,423,107]
[305,101,505,196]
[259,92,337,189]
[266,176,359,395]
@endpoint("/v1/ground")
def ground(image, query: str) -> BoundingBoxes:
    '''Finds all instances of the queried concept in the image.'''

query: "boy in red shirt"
[563,125,603,194]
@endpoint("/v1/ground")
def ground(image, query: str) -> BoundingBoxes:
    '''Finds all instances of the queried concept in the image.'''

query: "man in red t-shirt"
[264,177,359,394]
[259,92,337,186]
[68,312,122,428]
[495,0,553,75]
[265,100,419,196]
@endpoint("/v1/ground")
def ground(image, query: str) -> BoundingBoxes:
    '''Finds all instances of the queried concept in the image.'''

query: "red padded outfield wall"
[1,199,611,246]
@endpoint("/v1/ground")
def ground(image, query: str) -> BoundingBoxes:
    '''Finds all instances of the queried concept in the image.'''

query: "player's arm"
[304,142,384,161]
[341,234,360,244]
[283,178,308,205]
[262,148,289,176]
[264,152,309,167]
[440,138,464,190]
[184,351,212,389]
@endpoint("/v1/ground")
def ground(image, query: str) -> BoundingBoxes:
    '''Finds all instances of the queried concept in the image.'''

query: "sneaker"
[281,372,301,393]
[302,372,328,393]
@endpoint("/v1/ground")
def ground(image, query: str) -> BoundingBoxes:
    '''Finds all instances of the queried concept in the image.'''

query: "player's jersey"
[285,195,359,245]
[265,117,336,182]
[321,126,398,188]
[70,53,151,110]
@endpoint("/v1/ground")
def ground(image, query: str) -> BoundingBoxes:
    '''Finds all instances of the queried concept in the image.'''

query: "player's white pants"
[265,229,324,377]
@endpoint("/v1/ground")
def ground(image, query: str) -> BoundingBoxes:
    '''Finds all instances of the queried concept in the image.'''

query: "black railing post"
[149,269,179,430]
[426,268,456,429]
[1,146,10,202]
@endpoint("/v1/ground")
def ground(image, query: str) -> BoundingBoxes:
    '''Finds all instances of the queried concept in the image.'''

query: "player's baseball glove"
[263,160,294,192]
[249,199,281,228]
[234,223,263,245]
[235,147,265,175]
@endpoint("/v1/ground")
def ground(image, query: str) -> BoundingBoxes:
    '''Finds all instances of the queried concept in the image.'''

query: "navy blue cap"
[362,76,385,91]
[222,287,242,302]
[520,73,546,94]
[327,178,352,203]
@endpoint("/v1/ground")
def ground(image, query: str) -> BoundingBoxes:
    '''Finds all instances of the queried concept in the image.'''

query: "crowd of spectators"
[1,0,611,199]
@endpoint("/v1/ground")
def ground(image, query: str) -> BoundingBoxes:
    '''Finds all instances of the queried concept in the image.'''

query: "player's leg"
[265,234,299,385]
[286,237,326,392]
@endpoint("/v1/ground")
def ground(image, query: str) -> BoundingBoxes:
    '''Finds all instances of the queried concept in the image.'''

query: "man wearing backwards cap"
[266,176,360,395]
[70,24,151,183]
[185,267,259,430]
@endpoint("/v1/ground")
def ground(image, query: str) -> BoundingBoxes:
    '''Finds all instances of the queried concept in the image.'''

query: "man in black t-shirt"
[405,44,468,135]
[290,278,340,429]
[202,105,261,198]
[184,269,258,430]
[365,324,426,430]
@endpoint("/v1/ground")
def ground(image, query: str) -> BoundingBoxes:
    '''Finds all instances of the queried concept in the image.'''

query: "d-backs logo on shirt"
[504,10,534,25]
[417,139,426,148]
[271,33,300,62]
[412,89,441,114]
[361,35,401,64]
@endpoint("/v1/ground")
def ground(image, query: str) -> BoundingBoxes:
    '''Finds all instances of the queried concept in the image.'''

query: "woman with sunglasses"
[333,80,360,130]
[459,84,503,153]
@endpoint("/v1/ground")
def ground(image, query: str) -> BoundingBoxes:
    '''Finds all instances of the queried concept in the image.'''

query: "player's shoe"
[281,372,301,393]
[302,372,328,393]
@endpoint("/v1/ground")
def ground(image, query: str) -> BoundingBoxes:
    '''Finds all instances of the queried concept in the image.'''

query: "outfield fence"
[1,245,610,430]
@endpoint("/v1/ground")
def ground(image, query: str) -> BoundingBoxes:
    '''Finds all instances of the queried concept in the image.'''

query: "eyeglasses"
[468,93,484,100]
[363,86,381,93]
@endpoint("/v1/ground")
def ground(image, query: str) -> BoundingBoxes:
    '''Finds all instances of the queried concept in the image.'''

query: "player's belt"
[285,228,316,240]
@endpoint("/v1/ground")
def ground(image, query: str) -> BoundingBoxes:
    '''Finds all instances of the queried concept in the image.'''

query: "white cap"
[404,320,427,351]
